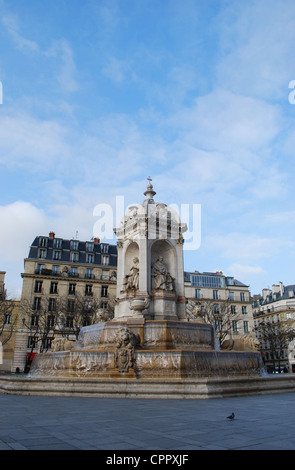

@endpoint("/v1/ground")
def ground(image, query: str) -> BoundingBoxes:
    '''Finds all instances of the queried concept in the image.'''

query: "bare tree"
[187,299,242,346]
[0,289,17,347]
[255,319,295,373]
[21,295,62,371]
[57,292,107,340]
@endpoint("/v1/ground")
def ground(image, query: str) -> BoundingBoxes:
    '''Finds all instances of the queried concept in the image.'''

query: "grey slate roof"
[27,236,118,267]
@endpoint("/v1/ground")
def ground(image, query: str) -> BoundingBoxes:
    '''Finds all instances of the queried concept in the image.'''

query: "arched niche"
[124,241,139,275]
[150,239,176,283]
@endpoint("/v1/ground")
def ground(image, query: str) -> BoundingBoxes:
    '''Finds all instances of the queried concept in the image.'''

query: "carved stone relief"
[151,257,174,291]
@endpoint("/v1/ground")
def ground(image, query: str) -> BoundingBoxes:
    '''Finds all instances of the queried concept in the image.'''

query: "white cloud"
[46,39,79,93]
[0,110,72,171]
[206,232,291,261]
[1,14,39,52]
[215,0,295,99]
[0,201,49,262]
[228,263,265,278]
[102,56,131,83]
[171,89,281,152]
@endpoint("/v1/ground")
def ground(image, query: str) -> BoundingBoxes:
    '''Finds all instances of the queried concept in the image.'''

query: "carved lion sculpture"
[221,334,259,352]
[51,338,76,352]
[114,327,139,350]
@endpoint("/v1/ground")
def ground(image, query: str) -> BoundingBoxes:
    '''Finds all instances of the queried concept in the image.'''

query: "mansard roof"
[27,234,118,267]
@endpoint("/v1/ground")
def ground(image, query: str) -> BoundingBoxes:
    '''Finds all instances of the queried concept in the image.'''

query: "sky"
[1,0,295,298]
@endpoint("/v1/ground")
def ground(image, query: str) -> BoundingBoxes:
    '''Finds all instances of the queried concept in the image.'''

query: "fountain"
[1,179,294,398]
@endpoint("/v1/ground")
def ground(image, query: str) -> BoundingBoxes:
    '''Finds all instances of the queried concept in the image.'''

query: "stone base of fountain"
[25,320,262,380]
[2,320,295,399]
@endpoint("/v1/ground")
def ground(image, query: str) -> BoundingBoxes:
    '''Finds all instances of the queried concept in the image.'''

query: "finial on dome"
[144,176,156,200]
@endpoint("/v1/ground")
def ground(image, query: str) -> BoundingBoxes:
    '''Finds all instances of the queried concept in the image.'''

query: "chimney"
[279,281,284,296]
[262,288,271,300]
[272,284,280,295]
[49,231,55,238]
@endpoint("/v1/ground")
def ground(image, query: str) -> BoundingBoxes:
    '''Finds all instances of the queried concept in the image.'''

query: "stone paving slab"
[1,392,295,451]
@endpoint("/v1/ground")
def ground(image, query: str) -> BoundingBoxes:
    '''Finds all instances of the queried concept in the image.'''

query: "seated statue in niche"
[152,257,174,291]
[121,257,139,292]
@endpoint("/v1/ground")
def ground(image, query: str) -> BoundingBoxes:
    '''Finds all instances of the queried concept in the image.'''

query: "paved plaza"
[0,391,295,451]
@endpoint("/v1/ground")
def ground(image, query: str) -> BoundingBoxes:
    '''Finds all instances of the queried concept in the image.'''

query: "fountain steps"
[1,374,295,399]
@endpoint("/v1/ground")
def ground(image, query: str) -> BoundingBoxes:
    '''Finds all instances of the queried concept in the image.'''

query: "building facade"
[0,271,20,373]
[14,232,118,371]
[252,283,295,373]
[184,271,254,342]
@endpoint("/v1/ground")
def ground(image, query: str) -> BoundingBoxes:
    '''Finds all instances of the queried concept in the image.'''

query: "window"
[86,268,94,279]
[231,305,236,315]
[229,292,234,301]
[50,282,58,294]
[242,306,247,315]
[213,290,218,300]
[27,336,37,349]
[240,292,245,302]
[53,250,61,260]
[195,289,201,299]
[100,302,108,309]
[190,275,225,288]
[215,319,221,331]
[70,252,79,262]
[68,283,76,295]
[36,264,44,274]
[85,284,93,296]
[102,255,109,266]
[70,267,78,278]
[86,242,94,252]
[48,298,56,312]
[70,240,79,251]
[34,280,43,293]
[86,253,94,264]
[244,321,249,333]
[31,315,39,327]
[213,304,220,314]
[53,238,62,249]
[101,285,108,298]
[52,265,59,276]
[38,248,47,259]
[32,297,41,311]
[232,320,238,332]
[44,338,53,350]
[47,315,55,328]
[39,237,47,247]
[101,244,109,254]
[4,313,11,325]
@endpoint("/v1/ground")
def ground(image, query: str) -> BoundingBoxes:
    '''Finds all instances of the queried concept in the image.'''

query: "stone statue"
[186,301,205,323]
[121,257,139,292]
[114,327,139,373]
[152,257,174,291]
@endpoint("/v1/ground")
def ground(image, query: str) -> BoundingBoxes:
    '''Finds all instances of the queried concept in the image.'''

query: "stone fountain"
[3,179,294,398]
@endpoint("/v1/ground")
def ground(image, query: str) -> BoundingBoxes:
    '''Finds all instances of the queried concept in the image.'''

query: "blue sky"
[1,0,295,297]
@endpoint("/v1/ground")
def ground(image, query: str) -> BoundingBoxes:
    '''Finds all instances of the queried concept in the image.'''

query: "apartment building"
[253,282,295,373]
[184,270,254,341]
[14,232,118,371]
